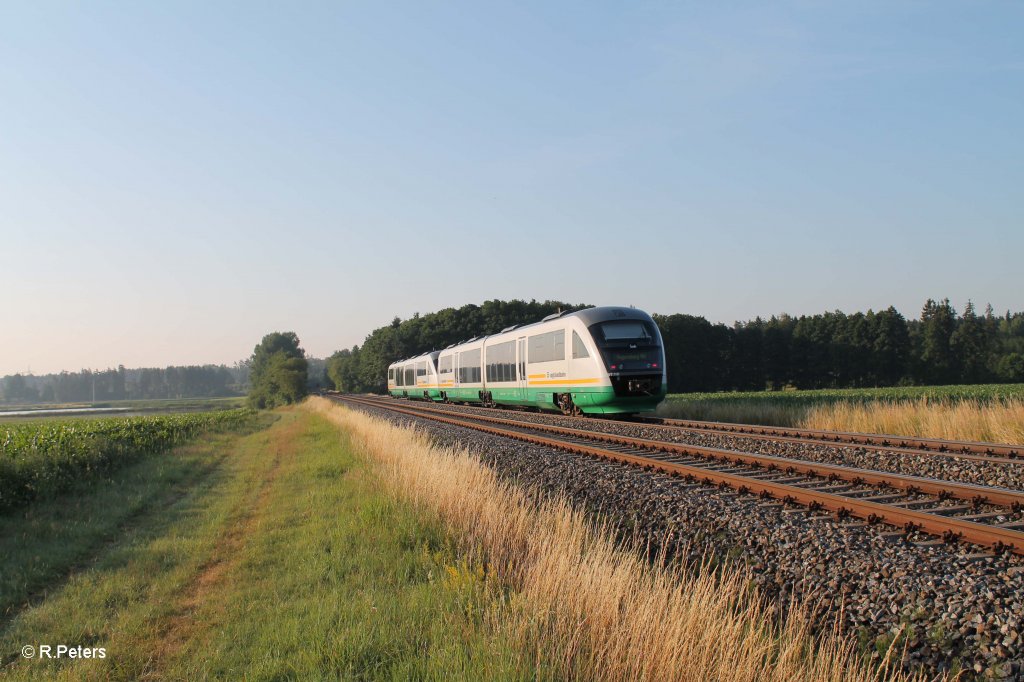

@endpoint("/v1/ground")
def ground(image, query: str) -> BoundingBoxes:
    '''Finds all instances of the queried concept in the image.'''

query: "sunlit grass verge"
[308,397,926,682]
[1,409,528,680]
[658,395,1024,445]
[799,399,1024,445]
[163,410,533,680]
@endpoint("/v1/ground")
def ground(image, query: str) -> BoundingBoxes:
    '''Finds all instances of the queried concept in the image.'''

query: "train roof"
[390,350,440,366]
[561,305,655,327]
[435,306,656,355]
[486,306,655,337]
[388,307,658,367]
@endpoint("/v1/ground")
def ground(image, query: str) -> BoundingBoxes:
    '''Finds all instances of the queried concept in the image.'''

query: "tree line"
[0,364,248,404]
[327,298,1024,394]
[2,356,330,407]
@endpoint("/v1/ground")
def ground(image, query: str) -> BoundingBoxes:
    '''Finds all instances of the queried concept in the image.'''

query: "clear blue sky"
[1,2,1021,374]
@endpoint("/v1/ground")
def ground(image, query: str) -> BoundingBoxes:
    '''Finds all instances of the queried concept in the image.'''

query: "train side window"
[528,334,543,363]
[459,349,481,383]
[572,331,590,359]
[528,330,565,363]
[486,341,515,382]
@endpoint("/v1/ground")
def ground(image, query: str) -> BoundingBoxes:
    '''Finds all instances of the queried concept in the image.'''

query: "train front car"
[577,307,667,414]
[492,306,666,416]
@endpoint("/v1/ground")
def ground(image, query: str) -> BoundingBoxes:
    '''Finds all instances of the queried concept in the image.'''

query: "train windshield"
[594,321,653,343]
[590,320,662,372]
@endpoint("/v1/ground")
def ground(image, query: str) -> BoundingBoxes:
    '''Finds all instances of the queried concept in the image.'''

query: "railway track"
[419,398,1020,467]
[636,415,1022,460]
[331,394,1024,556]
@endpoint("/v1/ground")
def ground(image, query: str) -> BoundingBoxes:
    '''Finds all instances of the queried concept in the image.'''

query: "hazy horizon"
[3,296,1018,377]
[3,3,1020,376]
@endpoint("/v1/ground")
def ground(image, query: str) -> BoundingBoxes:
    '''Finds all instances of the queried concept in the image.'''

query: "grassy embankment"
[3,401,926,680]
[1,408,530,679]
[659,384,1024,444]
[308,398,925,681]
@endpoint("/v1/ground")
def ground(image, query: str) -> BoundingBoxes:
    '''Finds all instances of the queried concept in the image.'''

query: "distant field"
[659,384,1024,444]
[0,397,246,421]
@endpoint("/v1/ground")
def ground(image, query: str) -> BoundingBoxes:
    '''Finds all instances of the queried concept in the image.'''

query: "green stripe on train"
[389,388,442,400]
[396,384,665,414]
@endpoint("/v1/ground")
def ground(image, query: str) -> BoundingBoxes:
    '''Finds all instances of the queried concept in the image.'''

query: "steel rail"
[333,394,1024,555]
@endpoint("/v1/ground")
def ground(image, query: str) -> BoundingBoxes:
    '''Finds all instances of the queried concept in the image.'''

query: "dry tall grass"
[658,398,1024,445]
[307,397,926,682]
[801,398,1024,445]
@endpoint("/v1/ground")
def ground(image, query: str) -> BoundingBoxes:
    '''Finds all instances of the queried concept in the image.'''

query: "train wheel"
[557,393,581,417]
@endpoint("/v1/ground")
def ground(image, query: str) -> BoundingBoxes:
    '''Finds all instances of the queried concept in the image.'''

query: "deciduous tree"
[248,332,309,408]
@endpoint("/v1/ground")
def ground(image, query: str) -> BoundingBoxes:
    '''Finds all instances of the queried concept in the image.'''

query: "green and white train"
[386,306,667,415]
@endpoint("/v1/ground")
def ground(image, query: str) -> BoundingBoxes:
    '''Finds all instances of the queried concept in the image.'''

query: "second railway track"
[334,393,1024,556]
[413,397,1022,468]
[638,414,1023,460]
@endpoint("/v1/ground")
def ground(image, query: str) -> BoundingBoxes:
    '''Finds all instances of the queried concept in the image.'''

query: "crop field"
[0,409,256,512]
[659,384,1024,444]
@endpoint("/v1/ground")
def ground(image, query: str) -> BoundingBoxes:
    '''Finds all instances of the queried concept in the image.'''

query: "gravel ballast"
[423,401,1024,491]
[343,398,1024,679]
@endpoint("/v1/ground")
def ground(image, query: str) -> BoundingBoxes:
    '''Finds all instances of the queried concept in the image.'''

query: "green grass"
[0,409,258,512]
[0,416,274,620]
[666,383,1024,408]
[0,409,535,680]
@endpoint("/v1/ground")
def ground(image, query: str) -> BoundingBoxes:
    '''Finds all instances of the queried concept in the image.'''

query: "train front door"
[517,337,528,403]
